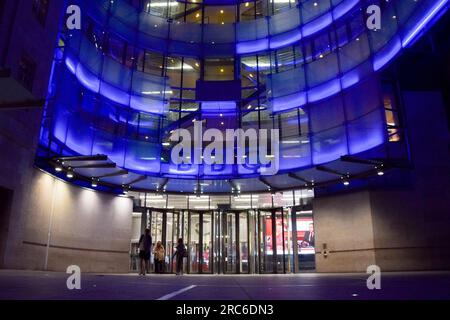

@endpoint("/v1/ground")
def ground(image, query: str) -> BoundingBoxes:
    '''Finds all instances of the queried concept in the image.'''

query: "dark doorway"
[0,186,13,268]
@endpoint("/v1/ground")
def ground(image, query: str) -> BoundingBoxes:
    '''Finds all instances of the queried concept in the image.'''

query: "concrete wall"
[314,191,376,273]
[0,0,63,96]
[314,91,450,272]
[370,91,450,271]
[3,170,133,273]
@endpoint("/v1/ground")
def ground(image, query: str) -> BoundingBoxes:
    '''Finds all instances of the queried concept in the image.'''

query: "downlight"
[66,168,74,179]
[91,178,99,188]
[341,175,350,186]
[376,164,385,176]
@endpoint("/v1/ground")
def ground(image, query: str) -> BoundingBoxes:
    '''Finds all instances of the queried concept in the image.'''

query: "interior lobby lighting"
[66,169,74,179]
[149,2,178,8]
[55,163,63,172]
[91,178,98,188]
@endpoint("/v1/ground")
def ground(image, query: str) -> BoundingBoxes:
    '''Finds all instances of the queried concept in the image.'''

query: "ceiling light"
[376,165,385,176]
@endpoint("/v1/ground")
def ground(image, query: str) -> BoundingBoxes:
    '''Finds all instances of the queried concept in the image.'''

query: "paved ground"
[0,270,449,300]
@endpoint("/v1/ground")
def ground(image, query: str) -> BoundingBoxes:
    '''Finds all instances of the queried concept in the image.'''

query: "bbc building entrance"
[130,192,315,274]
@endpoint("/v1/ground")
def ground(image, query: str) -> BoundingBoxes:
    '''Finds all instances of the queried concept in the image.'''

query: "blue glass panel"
[100,81,131,106]
[124,140,161,173]
[312,126,348,165]
[92,130,126,167]
[347,109,385,155]
[65,115,94,155]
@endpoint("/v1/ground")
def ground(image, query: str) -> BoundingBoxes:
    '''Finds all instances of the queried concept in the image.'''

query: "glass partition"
[202,212,213,273]
[239,212,249,273]
[188,212,200,273]
[223,212,237,273]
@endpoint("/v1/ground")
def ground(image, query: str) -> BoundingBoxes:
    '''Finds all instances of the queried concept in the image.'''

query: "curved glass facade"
[38,0,449,194]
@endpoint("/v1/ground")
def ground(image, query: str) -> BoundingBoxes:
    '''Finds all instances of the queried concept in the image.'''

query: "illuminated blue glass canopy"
[38,0,449,194]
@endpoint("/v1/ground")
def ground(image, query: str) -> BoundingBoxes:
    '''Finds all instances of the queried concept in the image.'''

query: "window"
[384,95,401,142]
[17,55,36,92]
[32,0,49,26]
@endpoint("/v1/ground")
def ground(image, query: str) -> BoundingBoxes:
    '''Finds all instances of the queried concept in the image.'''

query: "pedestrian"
[138,228,152,276]
[154,241,165,273]
[172,238,187,275]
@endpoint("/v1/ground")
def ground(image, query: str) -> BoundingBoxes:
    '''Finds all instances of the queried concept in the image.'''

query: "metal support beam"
[340,155,382,166]
[97,169,128,179]
[226,179,238,191]
[259,177,277,191]
[71,163,117,169]
[316,165,346,177]
[56,154,108,162]
[128,175,147,186]
[159,178,169,190]
[288,173,310,185]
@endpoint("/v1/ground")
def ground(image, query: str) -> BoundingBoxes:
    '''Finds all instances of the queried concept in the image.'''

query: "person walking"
[154,241,165,274]
[172,238,187,275]
[138,229,152,276]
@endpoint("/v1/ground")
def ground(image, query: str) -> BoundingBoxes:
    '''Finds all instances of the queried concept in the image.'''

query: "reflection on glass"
[259,211,273,273]
[202,213,212,273]
[189,213,200,273]
[151,211,163,271]
[224,213,236,273]
[165,212,174,273]
[239,212,248,273]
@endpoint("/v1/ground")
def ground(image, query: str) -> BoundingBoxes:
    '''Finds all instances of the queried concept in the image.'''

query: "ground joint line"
[156,285,197,300]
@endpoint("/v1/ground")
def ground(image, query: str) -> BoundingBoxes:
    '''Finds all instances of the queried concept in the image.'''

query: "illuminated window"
[384,95,401,142]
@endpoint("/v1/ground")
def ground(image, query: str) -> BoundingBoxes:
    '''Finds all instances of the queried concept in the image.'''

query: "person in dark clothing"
[138,229,152,275]
[172,238,187,275]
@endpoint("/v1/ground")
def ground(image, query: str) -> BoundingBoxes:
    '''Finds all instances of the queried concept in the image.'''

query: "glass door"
[150,210,164,272]
[165,211,178,273]
[239,212,249,273]
[258,210,274,273]
[223,212,236,273]
[202,212,213,273]
[188,212,200,273]
[274,209,288,273]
